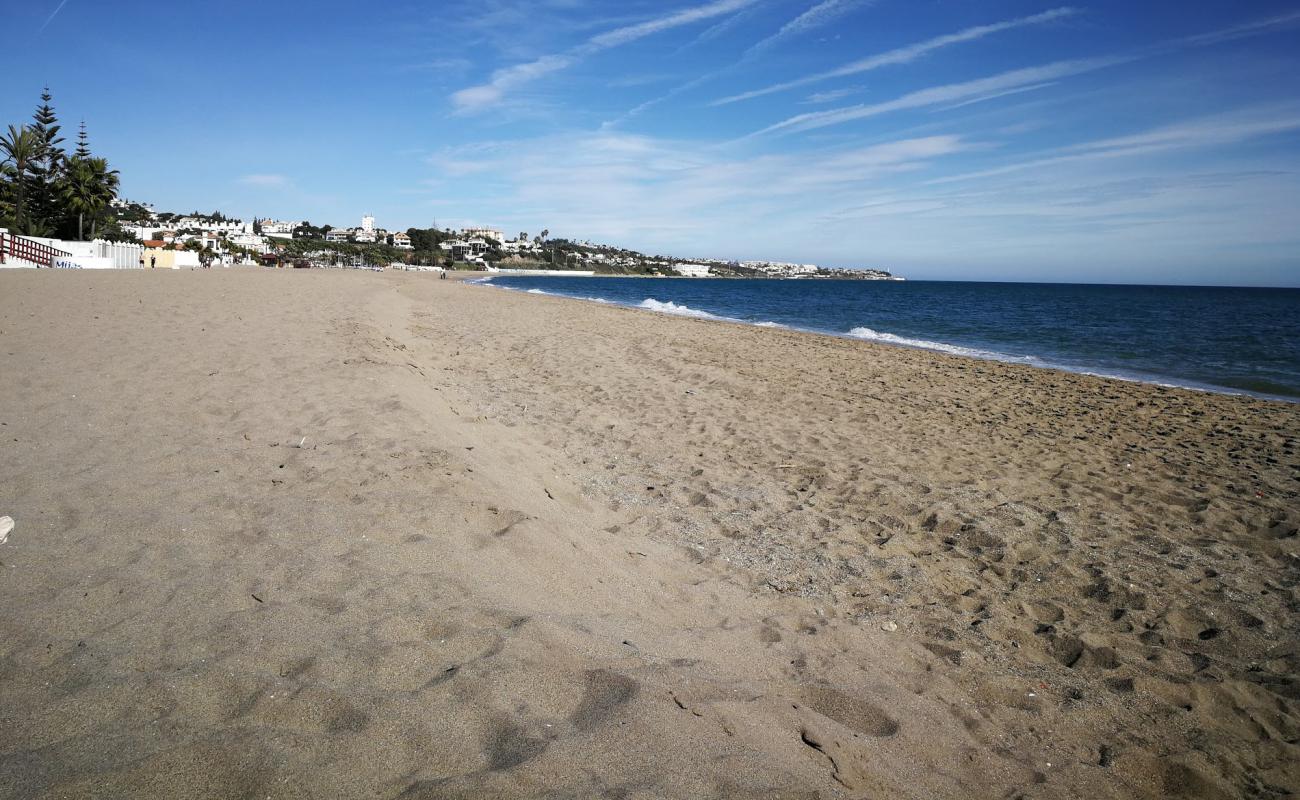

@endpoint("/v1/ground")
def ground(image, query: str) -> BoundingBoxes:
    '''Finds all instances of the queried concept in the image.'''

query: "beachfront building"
[502,237,540,254]
[462,227,504,244]
[140,246,201,269]
[325,228,351,243]
[441,237,489,261]
[391,232,412,249]
[674,263,712,277]
[743,260,819,277]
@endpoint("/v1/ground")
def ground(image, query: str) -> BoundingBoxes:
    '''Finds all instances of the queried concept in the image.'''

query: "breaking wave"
[637,298,733,320]
[846,326,1040,364]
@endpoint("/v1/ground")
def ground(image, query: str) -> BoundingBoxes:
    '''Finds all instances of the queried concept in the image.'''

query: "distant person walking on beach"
[149,255,156,269]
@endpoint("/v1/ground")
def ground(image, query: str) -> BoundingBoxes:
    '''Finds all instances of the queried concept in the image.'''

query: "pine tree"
[29,87,67,233]
[74,120,91,159]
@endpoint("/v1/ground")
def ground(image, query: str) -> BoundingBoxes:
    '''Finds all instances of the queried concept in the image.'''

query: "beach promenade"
[0,269,1296,799]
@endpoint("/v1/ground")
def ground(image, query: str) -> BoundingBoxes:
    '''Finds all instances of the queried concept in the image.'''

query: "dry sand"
[0,268,1296,799]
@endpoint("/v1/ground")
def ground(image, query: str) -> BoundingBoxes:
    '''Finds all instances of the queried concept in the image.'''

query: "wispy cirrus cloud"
[1177,8,1300,47]
[749,55,1129,137]
[745,0,874,53]
[803,86,862,104]
[452,0,758,111]
[746,8,1300,139]
[928,106,1300,184]
[713,7,1079,106]
[603,0,873,127]
[238,174,292,188]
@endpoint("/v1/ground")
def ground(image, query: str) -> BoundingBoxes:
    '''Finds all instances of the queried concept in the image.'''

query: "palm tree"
[0,125,42,233]
[60,156,119,240]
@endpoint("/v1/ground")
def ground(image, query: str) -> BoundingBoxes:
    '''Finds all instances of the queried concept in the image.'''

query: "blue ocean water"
[485,276,1300,401]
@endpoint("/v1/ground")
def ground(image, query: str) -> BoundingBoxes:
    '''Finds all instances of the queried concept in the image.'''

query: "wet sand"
[0,268,1296,799]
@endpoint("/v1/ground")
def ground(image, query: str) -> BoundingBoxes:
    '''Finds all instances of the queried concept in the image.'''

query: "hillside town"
[68,199,900,279]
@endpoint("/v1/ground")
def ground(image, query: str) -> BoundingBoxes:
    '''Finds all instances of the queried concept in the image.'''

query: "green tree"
[29,88,66,233]
[0,125,42,234]
[73,120,91,159]
[60,156,119,240]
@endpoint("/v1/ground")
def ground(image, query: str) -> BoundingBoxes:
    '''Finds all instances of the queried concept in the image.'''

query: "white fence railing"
[92,239,146,269]
[0,231,145,269]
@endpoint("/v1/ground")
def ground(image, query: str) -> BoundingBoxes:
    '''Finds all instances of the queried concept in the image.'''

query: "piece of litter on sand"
[292,437,307,448]
[881,620,898,632]
[0,516,12,544]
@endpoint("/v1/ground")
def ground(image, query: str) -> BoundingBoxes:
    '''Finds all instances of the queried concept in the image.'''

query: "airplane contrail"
[39,0,72,32]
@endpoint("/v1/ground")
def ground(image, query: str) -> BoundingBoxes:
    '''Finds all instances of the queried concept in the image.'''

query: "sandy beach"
[0,268,1296,799]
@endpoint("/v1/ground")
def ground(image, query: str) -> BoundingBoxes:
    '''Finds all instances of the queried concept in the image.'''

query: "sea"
[483,275,1300,401]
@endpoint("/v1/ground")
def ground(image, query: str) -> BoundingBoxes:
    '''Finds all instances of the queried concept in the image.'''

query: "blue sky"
[4,0,1299,285]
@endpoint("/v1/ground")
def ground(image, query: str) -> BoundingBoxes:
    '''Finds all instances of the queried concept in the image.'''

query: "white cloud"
[929,107,1300,184]
[935,82,1058,112]
[714,7,1079,106]
[749,55,1128,137]
[1176,9,1300,47]
[745,0,874,53]
[803,86,861,104]
[238,174,291,188]
[585,0,755,50]
[745,8,1300,138]
[452,54,573,111]
[452,0,758,111]
[600,0,870,126]
[417,121,1299,281]
[427,131,969,253]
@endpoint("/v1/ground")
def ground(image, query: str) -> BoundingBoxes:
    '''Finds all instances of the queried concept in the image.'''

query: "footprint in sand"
[793,686,900,790]
[570,669,639,731]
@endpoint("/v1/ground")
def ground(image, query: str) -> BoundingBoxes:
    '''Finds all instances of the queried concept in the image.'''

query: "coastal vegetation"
[0,90,126,241]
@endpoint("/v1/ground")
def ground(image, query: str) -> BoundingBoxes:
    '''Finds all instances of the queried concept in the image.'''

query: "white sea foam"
[525,288,549,294]
[846,326,1040,365]
[638,298,731,320]
[755,321,787,328]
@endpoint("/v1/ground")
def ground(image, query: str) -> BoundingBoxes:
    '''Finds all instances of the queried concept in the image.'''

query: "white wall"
[3,234,145,269]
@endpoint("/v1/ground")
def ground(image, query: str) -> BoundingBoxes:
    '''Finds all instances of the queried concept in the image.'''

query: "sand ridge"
[0,268,1296,799]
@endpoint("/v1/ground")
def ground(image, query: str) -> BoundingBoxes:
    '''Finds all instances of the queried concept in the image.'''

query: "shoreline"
[2,268,1296,798]
[479,275,1300,405]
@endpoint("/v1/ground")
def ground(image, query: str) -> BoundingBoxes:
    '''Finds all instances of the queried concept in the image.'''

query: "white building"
[502,238,540,254]
[391,232,412,249]
[361,214,375,233]
[176,216,244,233]
[228,232,269,253]
[325,228,351,243]
[743,260,818,276]
[443,238,489,260]
[462,227,503,244]
[674,263,711,278]
[259,220,300,238]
